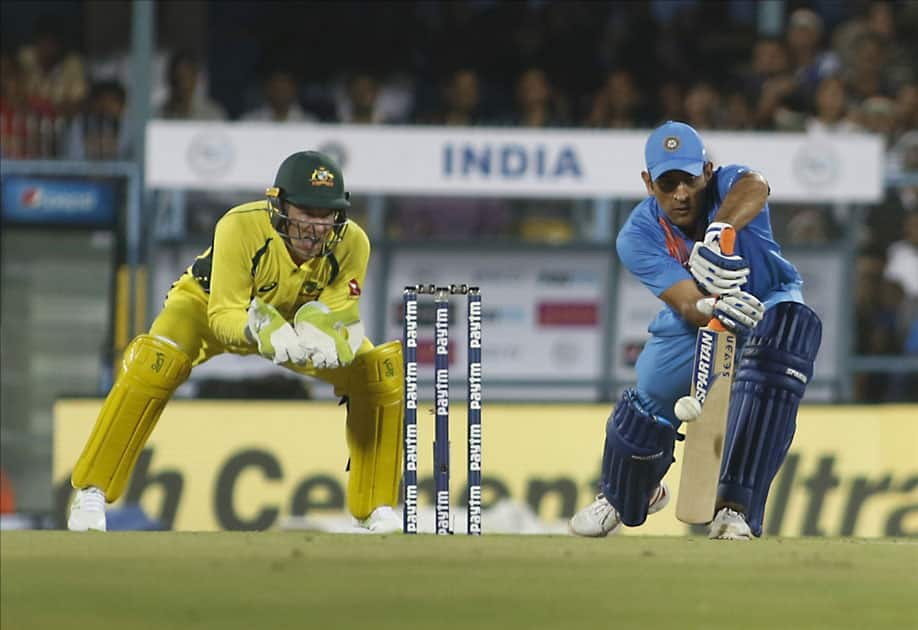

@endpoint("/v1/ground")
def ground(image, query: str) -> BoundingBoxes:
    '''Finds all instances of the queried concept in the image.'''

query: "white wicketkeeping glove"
[293,301,363,369]
[246,298,310,365]
[697,291,765,336]
[688,222,750,295]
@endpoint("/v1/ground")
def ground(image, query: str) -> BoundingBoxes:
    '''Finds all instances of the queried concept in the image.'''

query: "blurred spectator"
[747,38,791,96]
[722,90,754,130]
[853,246,905,400]
[834,1,914,92]
[746,38,797,129]
[862,1,913,88]
[806,77,859,133]
[854,248,890,346]
[654,80,685,125]
[889,131,918,180]
[785,9,841,109]
[884,212,918,301]
[505,67,569,127]
[856,96,898,144]
[156,50,226,120]
[893,84,917,138]
[418,68,484,126]
[335,74,386,124]
[333,72,415,124]
[62,80,129,160]
[786,206,837,244]
[683,81,722,130]
[242,67,317,123]
[16,14,87,116]
[862,180,913,262]
[842,33,894,103]
[586,69,646,128]
[1,49,58,158]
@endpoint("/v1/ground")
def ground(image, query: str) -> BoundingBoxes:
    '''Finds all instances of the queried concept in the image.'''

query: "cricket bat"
[676,228,738,524]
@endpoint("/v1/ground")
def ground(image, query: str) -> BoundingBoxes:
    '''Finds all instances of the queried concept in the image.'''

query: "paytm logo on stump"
[443,143,582,179]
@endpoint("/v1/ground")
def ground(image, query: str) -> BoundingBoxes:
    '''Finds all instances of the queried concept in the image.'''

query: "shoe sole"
[568,522,622,538]
[68,511,106,532]
[67,522,106,532]
[709,523,752,540]
[711,532,751,540]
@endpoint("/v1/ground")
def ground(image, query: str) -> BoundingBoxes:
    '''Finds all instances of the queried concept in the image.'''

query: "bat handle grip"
[707,226,736,331]
[719,226,736,256]
[708,319,728,332]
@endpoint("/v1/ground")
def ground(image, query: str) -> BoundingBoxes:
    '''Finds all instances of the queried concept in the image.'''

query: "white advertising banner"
[147,122,884,202]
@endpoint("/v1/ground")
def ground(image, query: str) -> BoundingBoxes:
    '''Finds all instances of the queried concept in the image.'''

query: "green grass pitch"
[2,532,915,630]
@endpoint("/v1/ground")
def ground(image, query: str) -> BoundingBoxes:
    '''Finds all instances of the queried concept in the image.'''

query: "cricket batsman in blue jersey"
[570,121,822,540]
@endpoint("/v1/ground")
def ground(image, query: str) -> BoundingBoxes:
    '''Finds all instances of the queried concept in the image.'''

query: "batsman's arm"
[710,170,769,230]
[661,279,716,328]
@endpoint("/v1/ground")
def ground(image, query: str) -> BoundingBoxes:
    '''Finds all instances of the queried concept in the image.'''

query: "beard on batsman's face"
[662,196,702,228]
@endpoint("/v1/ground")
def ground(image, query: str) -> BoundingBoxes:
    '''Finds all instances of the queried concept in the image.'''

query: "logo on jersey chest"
[300,280,323,300]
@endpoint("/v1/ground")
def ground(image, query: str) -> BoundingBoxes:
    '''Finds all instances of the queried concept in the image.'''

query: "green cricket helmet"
[266,151,350,257]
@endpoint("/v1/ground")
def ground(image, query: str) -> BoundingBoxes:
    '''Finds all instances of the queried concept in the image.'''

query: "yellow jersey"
[176,200,369,348]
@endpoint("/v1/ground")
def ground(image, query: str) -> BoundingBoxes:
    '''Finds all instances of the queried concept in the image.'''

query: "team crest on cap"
[663,136,680,152]
[311,166,335,187]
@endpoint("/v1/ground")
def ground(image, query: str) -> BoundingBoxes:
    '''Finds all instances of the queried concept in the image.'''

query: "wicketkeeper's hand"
[688,222,750,295]
[246,298,310,365]
[697,291,765,336]
[293,301,363,369]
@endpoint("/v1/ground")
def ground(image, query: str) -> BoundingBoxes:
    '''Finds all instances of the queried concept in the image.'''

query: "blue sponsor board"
[2,177,116,226]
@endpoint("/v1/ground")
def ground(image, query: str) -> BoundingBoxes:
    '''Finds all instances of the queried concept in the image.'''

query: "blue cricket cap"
[645,121,707,181]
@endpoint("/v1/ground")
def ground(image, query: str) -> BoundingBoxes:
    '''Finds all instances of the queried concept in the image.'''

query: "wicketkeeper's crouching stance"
[570,122,821,540]
[68,151,404,533]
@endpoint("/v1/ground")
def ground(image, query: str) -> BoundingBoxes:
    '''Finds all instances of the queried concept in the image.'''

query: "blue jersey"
[616,164,802,337]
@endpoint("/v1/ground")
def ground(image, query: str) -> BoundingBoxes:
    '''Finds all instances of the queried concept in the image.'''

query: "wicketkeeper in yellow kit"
[68,151,404,533]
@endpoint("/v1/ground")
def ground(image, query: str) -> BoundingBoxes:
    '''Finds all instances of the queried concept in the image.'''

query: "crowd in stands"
[3,5,915,157]
[1,2,916,398]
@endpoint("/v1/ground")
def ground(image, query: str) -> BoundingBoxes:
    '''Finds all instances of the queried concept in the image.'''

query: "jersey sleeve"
[206,213,257,346]
[616,220,692,297]
[319,222,370,313]
[715,164,751,201]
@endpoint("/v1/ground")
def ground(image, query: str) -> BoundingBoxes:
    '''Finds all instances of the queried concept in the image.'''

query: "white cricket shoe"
[569,482,670,537]
[357,505,402,534]
[708,507,752,540]
[68,486,107,532]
